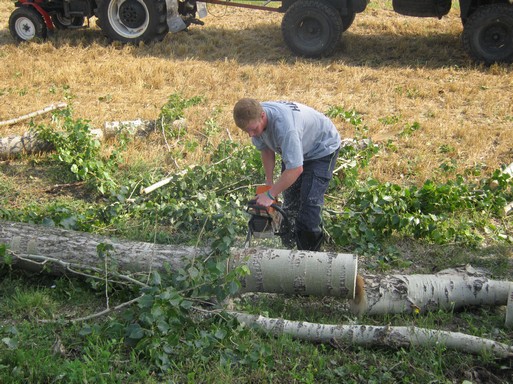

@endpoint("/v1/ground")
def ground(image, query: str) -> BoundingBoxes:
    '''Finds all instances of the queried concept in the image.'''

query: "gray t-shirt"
[252,101,341,169]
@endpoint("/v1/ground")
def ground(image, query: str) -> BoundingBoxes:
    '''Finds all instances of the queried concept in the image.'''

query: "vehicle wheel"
[8,6,47,42]
[341,11,355,32]
[281,0,343,58]
[96,0,168,44]
[51,14,85,29]
[462,4,513,65]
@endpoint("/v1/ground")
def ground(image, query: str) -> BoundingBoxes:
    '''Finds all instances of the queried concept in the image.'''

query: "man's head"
[233,98,266,138]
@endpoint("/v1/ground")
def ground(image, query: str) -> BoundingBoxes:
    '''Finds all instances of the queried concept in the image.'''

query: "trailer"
[7,0,513,64]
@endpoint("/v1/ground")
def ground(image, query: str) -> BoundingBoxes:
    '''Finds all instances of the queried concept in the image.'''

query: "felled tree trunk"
[232,312,513,358]
[2,219,513,354]
[2,220,512,325]
[0,220,358,299]
[0,131,55,159]
[350,268,512,319]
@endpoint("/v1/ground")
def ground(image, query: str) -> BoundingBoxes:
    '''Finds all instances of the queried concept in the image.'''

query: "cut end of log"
[349,274,368,317]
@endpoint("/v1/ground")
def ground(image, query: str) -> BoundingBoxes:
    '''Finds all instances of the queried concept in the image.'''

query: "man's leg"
[281,168,301,248]
[295,149,339,251]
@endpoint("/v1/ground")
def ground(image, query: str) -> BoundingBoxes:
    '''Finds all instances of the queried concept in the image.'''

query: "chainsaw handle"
[246,200,283,214]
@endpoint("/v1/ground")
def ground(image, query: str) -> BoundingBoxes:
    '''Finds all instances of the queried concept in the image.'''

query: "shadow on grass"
[0,21,479,69]
[0,160,96,202]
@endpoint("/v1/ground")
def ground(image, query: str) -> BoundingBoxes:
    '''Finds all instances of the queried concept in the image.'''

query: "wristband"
[266,190,275,200]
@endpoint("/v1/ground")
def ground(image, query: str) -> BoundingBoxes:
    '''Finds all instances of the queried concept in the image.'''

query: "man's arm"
[256,164,303,206]
[261,148,275,186]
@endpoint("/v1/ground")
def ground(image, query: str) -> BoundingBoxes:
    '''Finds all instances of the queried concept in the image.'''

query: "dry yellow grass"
[1,0,512,185]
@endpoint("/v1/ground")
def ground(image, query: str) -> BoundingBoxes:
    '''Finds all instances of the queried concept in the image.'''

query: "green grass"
[1,266,513,383]
[1,102,513,383]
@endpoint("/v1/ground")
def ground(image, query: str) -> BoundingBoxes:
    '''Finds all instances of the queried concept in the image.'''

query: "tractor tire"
[96,0,168,44]
[462,4,513,65]
[281,0,343,58]
[341,11,355,32]
[8,6,47,42]
[51,14,85,29]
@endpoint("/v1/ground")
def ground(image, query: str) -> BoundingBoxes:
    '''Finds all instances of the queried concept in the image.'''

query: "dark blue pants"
[281,148,339,237]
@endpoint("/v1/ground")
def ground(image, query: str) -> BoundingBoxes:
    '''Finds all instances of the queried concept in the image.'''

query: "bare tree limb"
[232,312,513,359]
[6,249,149,288]
[39,294,145,324]
[0,102,67,127]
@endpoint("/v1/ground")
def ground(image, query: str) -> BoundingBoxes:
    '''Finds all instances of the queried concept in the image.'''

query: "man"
[233,98,341,251]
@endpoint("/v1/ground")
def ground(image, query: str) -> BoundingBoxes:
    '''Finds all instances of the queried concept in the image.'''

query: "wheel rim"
[295,16,329,49]
[56,14,73,27]
[108,0,149,38]
[15,17,36,40]
[479,20,513,57]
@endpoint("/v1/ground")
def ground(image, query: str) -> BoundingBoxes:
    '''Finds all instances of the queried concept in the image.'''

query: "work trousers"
[281,148,339,237]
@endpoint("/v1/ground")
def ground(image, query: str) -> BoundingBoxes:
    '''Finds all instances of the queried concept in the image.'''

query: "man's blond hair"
[233,98,263,129]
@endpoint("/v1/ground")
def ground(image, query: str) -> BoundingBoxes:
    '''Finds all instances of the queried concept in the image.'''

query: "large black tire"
[341,11,355,32]
[51,14,85,29]
[8,6,47,42]
[462,4,513,65]
[96,0,168,44]
[281,0,343,58]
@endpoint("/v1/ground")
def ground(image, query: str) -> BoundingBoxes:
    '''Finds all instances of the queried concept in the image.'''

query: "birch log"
[0,221,357,299]
[233,312,513,358]
[0,131,54,158]
[350,267,512,318]
[0,120,155,159]
[230,247,358,298]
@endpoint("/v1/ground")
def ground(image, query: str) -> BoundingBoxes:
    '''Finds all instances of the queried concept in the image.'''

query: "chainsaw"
[244,186,290,248]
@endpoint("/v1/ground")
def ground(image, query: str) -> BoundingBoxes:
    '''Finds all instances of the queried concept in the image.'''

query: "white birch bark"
[0,221,357,298]
[233,312,513,358]
[0,131,54,159]
[230,248,358,298]
[351,268,512,318]
[0,103,67,127]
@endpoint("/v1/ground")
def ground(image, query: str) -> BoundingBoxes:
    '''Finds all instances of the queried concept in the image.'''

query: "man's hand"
[256,191,274,207]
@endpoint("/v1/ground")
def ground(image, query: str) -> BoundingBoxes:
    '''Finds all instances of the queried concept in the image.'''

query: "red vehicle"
[7,0,513,64]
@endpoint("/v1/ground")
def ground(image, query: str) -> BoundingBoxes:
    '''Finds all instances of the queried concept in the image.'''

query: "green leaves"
[114,250,253,373]
[34,106,120,195]
[1,327,19,350]
[126,323,145,340]
[327,172,513,254]
[157,93,203,138]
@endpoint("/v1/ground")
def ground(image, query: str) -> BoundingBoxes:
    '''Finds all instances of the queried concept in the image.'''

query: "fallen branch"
[2,220,512,325]
[39,294,145,324]
[232,312,513,359]
[6,249,148,288]
[0,131,54,158]
[0,102,67,127]
[140,150,241,195]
